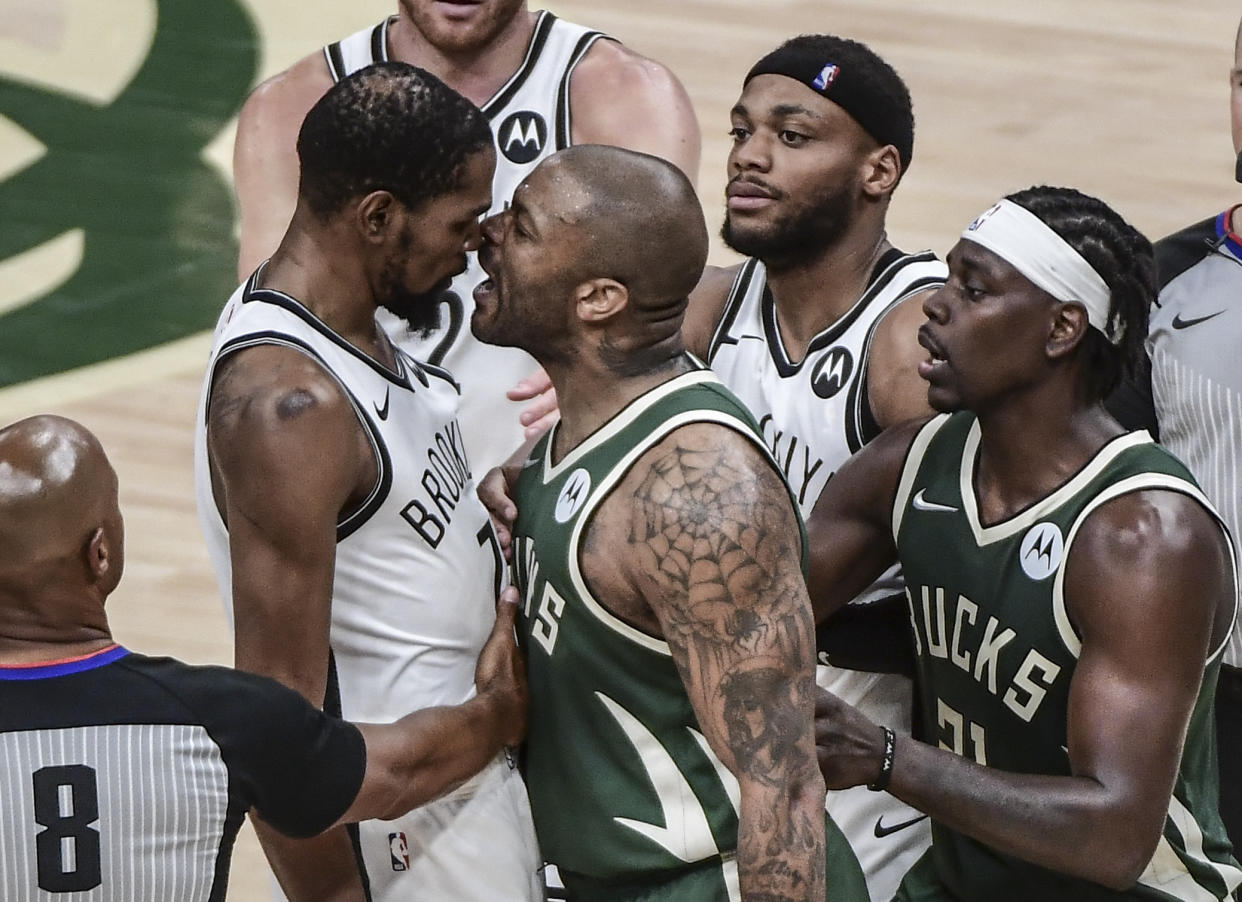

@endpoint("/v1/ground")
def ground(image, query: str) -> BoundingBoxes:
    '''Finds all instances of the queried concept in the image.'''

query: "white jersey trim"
[892,414,951,540]
[539,369,721,483]
[1051,472,1237,662]
[959,422,1154,546]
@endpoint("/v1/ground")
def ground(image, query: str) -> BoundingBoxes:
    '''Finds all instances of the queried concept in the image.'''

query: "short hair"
[296,62,492,218]
[1005,186,1156,400]
[746,34,915,177]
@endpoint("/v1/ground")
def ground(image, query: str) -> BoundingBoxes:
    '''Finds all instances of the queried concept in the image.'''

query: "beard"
[722,180,856,268]
[400,0,525,55]
[378,273,452,338]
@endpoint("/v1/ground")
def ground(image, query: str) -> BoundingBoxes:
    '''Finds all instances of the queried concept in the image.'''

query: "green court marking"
[0,0,258,387]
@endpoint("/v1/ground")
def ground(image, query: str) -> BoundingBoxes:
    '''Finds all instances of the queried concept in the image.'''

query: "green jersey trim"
[566,407,788,656]
[1051,472,1235,660]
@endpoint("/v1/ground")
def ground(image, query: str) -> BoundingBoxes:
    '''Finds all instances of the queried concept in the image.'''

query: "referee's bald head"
[0,416,124,620]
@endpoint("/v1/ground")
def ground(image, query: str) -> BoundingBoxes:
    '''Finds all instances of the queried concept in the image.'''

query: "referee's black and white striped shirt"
[0,645,365,901]
[1111,208,1242,669]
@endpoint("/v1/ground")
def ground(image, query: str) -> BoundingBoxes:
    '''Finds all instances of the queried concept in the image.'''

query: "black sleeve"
[178,665,368,839]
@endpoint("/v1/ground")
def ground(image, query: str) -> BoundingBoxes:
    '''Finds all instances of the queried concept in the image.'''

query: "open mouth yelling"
[917,325,948,381]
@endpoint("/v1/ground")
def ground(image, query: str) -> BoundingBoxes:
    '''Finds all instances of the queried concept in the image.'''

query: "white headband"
[961,199,1120,344]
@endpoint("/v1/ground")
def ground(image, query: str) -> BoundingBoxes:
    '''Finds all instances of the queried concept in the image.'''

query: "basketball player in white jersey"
[233,0,700,474]
[681,36,947,901]
[195,65,541,902]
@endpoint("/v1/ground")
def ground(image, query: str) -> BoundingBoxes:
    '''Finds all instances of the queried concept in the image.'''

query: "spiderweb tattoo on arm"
[628,432,816,781]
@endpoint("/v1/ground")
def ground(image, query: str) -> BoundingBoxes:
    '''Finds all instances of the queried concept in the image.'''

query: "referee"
[0,414,526,902]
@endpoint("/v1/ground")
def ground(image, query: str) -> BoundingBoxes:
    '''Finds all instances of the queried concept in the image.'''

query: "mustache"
[726,175,785,201]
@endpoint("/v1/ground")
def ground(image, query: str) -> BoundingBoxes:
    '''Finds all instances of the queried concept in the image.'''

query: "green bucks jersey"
[892,412,1241,901]
[512,365,863,900]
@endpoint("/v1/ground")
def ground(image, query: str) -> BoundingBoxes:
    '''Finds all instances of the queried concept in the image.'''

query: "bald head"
[0,416,123,628]
[547,145,709,320]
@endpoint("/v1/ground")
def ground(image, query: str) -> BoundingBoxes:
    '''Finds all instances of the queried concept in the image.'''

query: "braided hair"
[1005,186,1155,400]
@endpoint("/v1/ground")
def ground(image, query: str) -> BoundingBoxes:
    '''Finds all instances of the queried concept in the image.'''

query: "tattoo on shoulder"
[629,433,816,784]
[207,355,253,432]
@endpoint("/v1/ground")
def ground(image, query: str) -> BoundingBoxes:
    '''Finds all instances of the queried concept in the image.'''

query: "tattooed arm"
[205,344,376,902]
[589,422,826,901]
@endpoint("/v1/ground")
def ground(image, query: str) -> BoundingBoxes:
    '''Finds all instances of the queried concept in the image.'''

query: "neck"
[0,612,114,667]
[764,225,891,361]
[389,9,537,107]
[1230,203,1242,237]
[546,344,692,459]
[263,226,395,365]
[971,389,1122,525]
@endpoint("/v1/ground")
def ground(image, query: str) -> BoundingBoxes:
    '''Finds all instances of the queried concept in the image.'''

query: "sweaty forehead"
[515,160,593,222]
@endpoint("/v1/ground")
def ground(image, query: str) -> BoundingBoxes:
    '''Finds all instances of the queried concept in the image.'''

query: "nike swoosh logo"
[1171,310,1225,330]
[874,813,929,839]
[912,488,958,513]
[374,388,390,421]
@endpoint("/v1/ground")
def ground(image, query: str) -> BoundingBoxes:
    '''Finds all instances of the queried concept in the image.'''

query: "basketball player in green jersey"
[472,144,868,900]
[807,186,1241,900]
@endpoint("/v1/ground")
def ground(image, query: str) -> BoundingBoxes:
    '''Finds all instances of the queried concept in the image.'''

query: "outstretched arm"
[335,587,527,825]
[206,344,374,901]
[816,488,1233,890]
[803,417,920,623]
[602,423,826,900]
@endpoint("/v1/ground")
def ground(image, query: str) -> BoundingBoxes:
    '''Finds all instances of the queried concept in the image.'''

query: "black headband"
[745,40,913,173]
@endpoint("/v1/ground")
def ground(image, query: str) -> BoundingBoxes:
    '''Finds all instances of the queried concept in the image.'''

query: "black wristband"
[867,726,896,792]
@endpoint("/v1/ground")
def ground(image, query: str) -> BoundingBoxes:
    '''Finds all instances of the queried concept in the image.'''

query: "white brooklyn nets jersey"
[193,272,540,902]
[707,249,946,902]
[326,12,610,474]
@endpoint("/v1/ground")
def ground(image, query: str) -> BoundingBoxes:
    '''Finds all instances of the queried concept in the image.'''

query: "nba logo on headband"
[967,202,1003,232]
[812,63,839,91]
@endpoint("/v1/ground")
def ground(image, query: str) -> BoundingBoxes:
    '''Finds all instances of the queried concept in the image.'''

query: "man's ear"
[574,278,629,324]
[355,190,401,244]
[860,144,901,200]
[1047,301,1091,360]
[86,526,111,583]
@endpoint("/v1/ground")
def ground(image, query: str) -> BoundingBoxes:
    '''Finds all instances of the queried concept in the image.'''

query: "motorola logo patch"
[555,468,592,523]
[498,111,548,164]
[1019,522,1064,581]
[810,347,854,399]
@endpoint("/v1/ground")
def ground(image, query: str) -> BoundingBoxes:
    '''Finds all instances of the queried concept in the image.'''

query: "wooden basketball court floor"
[0,1,1236,897]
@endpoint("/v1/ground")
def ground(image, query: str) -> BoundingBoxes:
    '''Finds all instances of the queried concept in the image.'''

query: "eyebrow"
[730,101,822,121]
[770,103,821,119]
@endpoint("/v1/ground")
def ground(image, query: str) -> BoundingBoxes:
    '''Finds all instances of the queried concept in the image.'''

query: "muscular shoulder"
[569,39,700,181]
[206,344,368,498]
[684,264,744,359]
[611,420,799,588]
[1067,486,1235,648]
[866,288,936,429]
[209,345,351,438]
[236,52,334,147]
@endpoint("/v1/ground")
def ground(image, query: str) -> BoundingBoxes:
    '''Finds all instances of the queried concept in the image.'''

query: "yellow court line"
[0,330,212,423]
